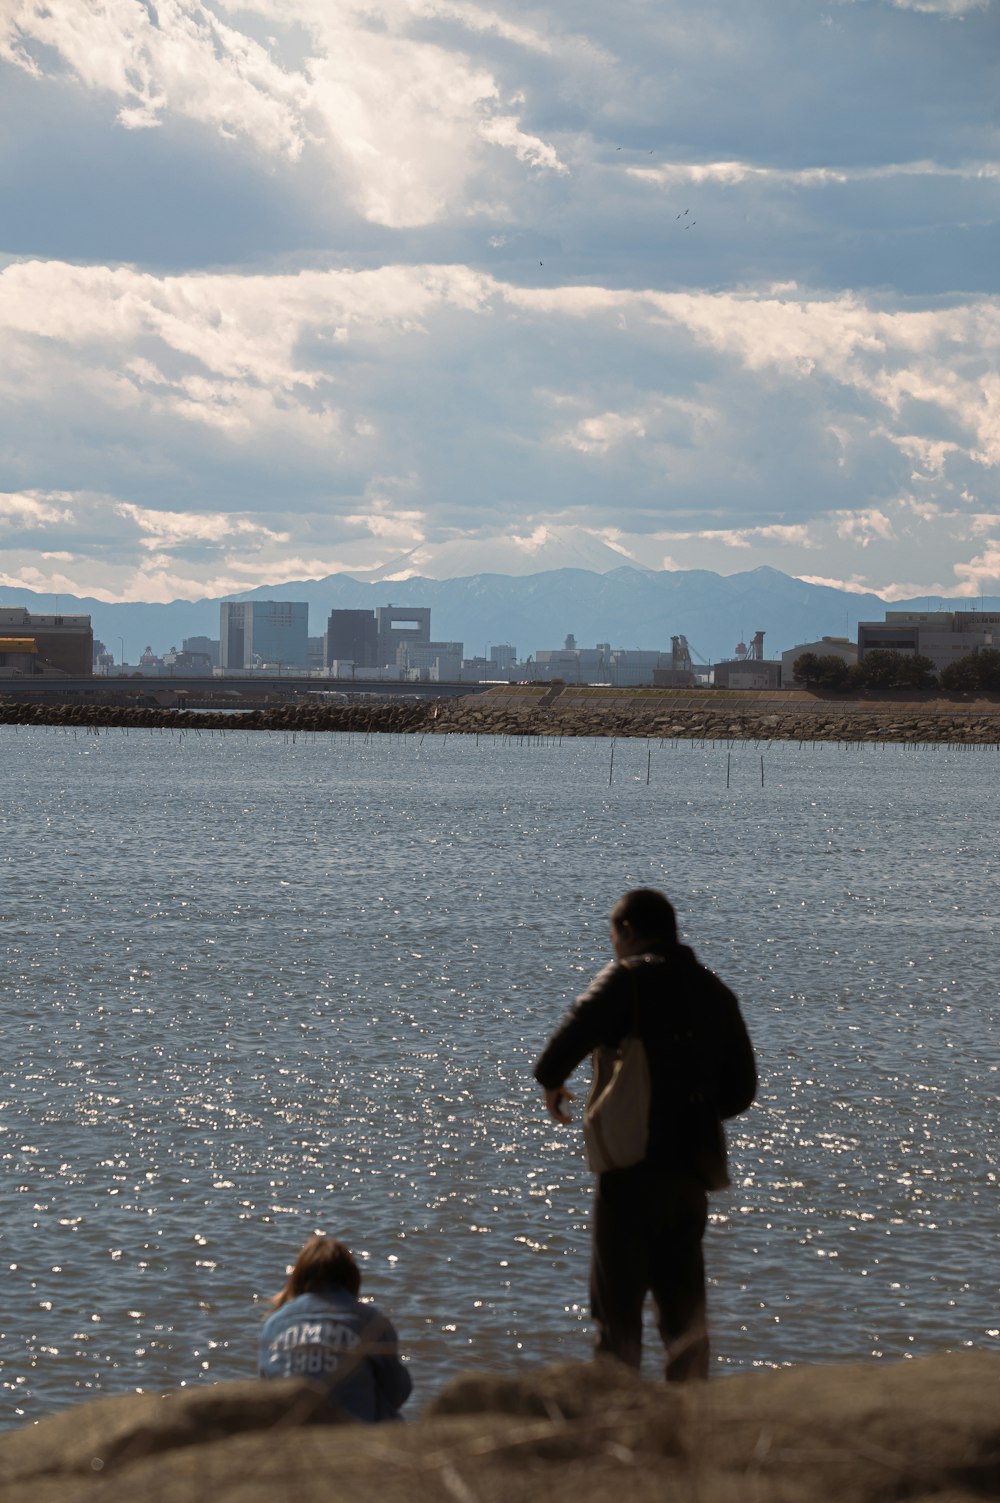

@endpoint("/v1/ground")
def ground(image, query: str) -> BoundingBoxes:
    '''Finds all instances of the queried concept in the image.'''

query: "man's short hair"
[611,888,677,946]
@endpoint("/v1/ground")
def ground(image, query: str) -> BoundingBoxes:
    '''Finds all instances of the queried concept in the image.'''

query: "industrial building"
[780,635,857,682]
[652,636,698,688]
[0,607,92,675]
[712,632,782,690]
[857,610,999,674]
[219,601,309,670]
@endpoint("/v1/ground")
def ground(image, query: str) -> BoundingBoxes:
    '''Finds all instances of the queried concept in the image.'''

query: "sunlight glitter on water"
[1,728,999,1422]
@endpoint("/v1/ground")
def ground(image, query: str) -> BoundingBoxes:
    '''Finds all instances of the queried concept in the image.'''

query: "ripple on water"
[1,729,999,1422]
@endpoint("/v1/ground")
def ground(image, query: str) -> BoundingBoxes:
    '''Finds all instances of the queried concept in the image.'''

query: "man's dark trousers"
[590,1163,709,1382]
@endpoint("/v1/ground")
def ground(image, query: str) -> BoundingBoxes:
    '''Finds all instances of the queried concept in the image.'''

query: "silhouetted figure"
[534,889,756,1381]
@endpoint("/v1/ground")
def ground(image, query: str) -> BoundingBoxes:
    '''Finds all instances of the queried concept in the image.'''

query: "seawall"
[4,684,1000,743]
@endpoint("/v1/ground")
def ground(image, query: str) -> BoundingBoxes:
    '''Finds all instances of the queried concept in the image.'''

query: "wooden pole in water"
[646,745,651,785]
[726,752,731,789]
[761,755,764,787]
[609,739,615,787]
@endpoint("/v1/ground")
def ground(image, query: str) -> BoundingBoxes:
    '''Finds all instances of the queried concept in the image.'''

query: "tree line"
[791,648,1000,693]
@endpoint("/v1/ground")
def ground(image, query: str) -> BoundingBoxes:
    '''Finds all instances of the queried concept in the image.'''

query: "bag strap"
[620,956,643,1039]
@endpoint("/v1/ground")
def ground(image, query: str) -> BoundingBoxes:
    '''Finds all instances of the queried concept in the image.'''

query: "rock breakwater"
[3,685,1000,743]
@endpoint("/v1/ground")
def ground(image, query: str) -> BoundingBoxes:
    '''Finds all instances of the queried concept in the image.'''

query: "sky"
[0,0,998,605]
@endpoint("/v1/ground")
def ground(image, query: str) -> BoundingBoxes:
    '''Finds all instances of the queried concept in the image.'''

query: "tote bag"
[582,966,651,1174]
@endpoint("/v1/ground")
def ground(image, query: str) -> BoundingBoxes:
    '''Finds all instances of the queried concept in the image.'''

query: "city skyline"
[1,0,998,606]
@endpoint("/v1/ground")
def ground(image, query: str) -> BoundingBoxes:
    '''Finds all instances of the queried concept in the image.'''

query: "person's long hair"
[270,1234,362,1309]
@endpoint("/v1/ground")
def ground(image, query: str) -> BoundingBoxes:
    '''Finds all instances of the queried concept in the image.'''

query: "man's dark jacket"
[534,945,756,1187]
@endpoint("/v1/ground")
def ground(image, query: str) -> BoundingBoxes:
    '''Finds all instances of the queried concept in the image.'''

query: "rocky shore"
[2,1353,998,1502]
[4,684,1000,743]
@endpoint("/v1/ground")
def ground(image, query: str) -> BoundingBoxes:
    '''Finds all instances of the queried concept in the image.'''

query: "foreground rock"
[2,1354,998,1502]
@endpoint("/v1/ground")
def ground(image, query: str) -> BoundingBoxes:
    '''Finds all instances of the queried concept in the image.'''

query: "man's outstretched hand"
[544,1086,575,1125]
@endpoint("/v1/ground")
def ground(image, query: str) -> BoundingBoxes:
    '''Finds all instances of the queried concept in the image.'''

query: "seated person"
[258,1234,412,1422]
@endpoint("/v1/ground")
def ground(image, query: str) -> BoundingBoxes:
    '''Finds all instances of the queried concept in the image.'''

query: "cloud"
[0,257,998,598]
[478,114,566,173]
[563,410,647,455]
[0,0,571,227]
[890,0,990,13]
[629,157,1000,189]
[0,489,75,528]
[1,0,309,154]
[2,0,999,601]
[835,509,897,546]
[342,486,427,546]
[654,524,815,550]
[797,573,883,595]
[953,541,1000,592]
[115,502,288,549]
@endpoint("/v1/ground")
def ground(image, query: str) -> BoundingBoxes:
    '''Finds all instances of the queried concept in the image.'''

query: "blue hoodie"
[258,1286,412,1423]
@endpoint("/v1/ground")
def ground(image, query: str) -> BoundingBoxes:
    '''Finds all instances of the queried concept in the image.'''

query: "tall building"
[0,607,92,675]
[219,601,309,670]
[376,605,430,667]
[325,609,378,670]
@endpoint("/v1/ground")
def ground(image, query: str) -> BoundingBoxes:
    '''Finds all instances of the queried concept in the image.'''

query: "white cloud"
[115,502,288,549]
[478,114,566,173]
[1,258,999,605]
[0,489,75,527]
[563,410,647,455]
[797,573,881,595]
[954,541,1000,592]
[1,0,309,154]
[651,523,815,550]
[341,501,427,546]
[629,157,1000,189]
[835,508,897,545]
[876,429,961,476]
[0,564,118,599]
[0,0,569,227]
[890,0,990,14]
[510,525,552,553]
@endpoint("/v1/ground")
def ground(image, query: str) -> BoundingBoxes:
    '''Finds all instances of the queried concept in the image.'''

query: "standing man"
[534,888,756,1381]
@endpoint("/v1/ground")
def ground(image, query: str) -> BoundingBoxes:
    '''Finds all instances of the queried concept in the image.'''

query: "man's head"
[610,888,677,958]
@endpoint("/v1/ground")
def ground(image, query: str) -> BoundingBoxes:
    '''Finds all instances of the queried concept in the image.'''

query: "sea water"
[0,726,998,1424]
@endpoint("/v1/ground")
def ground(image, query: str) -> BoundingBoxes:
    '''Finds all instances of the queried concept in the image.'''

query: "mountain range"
[2,567,994,667]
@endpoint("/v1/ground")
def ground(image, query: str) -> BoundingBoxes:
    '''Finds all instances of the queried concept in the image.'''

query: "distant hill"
[2,568,995,666]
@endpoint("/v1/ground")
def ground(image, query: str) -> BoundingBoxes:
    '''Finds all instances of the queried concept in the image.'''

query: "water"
[1,726,998,1426]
